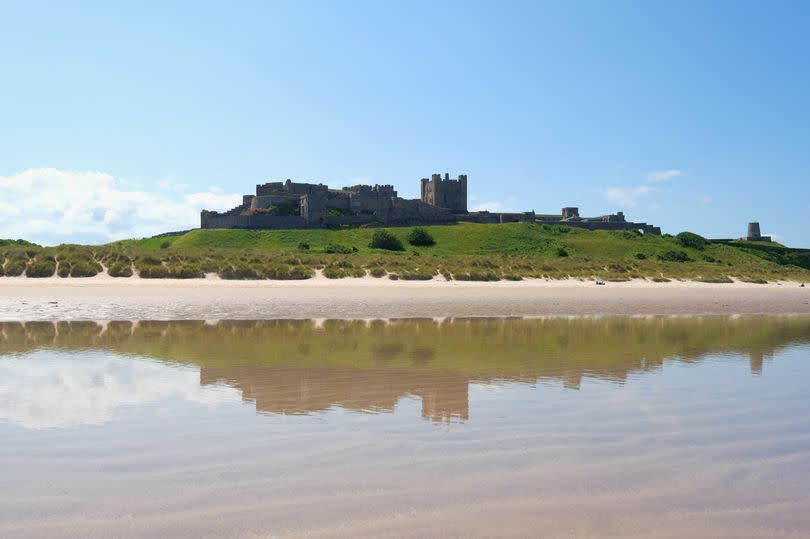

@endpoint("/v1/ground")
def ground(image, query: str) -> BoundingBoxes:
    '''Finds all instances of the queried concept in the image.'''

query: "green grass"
[3,223,810,282]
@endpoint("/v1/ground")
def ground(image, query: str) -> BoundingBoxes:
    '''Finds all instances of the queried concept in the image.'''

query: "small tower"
[744,222,771,242]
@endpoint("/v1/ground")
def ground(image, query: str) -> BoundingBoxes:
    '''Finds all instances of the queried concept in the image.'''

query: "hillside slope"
[2,223,810,282]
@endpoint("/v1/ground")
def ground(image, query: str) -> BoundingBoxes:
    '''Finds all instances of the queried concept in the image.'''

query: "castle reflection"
[1,317,808,423]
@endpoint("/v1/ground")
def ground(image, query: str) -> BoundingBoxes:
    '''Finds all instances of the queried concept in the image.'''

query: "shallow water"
[1,317,810,538]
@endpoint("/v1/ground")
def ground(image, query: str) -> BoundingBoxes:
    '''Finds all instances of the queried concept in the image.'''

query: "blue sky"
[1,0,808,246]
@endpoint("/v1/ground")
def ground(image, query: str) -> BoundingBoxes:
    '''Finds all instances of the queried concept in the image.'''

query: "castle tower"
[747,222,762,239]
[420,172,467,213]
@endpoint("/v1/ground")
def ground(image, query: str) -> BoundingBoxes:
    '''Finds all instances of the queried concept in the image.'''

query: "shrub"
[323,265,365,279]
[168,265,204,279]
[297,242,310,251]
[108,262,133,278]
[262,264,313,280]
[324,243,356,254]
[369,230,404,251]
[369,267,386,278]
[139,255,163,265]
[556,247,569,257]
[635,253,647,260]
[138,265,171,279]
[453,270,501,282]
[657,251,692,263]
[219,265,261,280]
[696,276,734,283]
[70,261,101,277]
[25,258,56,277]
[675,231,708,250]
[407,227,435,247]
[399,271,435,280]
[160,240,171,249]
[57,263,71,277]
[3,258,27,277]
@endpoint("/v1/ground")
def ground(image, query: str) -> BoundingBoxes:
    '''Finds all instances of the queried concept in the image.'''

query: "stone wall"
[421,173,467,212]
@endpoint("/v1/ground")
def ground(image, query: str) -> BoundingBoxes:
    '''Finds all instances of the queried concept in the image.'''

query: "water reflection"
[1,317,809,428]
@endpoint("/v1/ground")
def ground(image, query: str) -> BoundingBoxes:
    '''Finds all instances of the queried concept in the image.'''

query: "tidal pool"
[1,317,809,538]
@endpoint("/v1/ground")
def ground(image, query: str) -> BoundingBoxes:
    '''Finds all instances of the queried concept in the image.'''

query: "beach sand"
[1,273,808,320]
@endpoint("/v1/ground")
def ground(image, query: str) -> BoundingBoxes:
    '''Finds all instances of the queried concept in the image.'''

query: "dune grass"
[1,223,809,282]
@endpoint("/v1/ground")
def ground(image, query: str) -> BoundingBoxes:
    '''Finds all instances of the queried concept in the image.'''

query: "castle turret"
[420,172,467,213]
[748,222,762,239]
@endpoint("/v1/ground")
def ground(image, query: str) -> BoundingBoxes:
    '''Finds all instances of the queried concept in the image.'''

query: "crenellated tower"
[420,172,468,213]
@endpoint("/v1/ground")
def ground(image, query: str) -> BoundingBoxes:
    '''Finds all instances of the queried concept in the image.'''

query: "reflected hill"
[2,317,809,422]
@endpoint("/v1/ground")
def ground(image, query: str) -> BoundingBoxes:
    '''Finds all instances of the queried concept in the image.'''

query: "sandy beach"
[1,274,808,320]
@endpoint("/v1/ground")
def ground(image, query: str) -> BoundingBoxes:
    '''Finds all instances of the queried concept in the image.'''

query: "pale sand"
[1,273,808,319]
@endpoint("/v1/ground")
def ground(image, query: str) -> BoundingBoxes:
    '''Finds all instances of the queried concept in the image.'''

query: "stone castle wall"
[201,173,663,234]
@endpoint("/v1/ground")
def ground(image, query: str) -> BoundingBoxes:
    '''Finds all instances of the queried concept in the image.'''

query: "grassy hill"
[2,223,810,282]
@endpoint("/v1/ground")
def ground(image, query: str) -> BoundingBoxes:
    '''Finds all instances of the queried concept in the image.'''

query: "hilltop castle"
[201,173,661,234]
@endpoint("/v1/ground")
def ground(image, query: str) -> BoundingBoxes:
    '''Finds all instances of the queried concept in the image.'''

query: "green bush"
[369,230,404,251]
[167,265,204,279]
[323,265,365,279]
[3,258,27,277]
[69,261,101,277]
[262,264,313,280]
[556,247,569,257]
[399,271,435,280]
[57,263,71,277]
[324,243,356,254]
[25,258,56,277]
[297,242,310,251]
[657,251,692,263]
[453,270,501,281]
[108,262,133,277]
[369,267,386,278]
[138,265,171,279]
[675,232,708,250]
[635,253,647,260]
[407,228,435,247]
[219,265,261,280]
[160,240,171,249]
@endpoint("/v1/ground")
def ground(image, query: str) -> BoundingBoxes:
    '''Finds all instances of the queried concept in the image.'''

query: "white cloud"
[0,168,241,245]
[603,185,655,208]
[764,232,782,242]
[469,197,520,213]
[646,169,681,182]
[0,350,240,429]
[699,195,713,205]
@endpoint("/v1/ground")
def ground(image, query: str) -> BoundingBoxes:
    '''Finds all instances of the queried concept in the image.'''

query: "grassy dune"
[2,223,810,282]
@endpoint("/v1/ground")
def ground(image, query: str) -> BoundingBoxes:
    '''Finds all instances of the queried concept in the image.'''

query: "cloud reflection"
[0,351,239,429]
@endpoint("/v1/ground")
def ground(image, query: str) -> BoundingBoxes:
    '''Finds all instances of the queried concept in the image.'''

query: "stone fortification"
[201,173,662,234]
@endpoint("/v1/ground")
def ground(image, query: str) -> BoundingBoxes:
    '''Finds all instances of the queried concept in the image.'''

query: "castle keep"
[201,173,661,234]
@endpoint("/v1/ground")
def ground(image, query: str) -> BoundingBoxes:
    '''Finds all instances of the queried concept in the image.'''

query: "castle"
[201,173,661,234]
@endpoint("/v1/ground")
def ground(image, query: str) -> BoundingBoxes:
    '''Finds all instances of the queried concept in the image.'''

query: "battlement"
[420,172,467,212]
[201,172,662,235]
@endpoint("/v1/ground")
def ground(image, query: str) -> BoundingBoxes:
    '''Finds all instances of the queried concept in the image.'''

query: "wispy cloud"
[469,196,519,212]
[646,169,681,182]
[0,168,241,245]
[603,185,655,208]
[764,232,782,242]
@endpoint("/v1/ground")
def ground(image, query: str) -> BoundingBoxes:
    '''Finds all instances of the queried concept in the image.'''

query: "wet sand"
[1,274,809,319]
[2,317,809,538]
